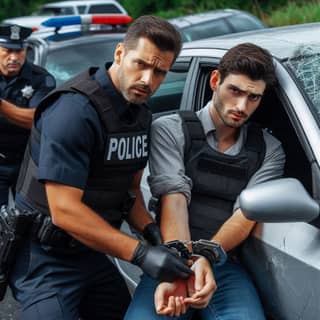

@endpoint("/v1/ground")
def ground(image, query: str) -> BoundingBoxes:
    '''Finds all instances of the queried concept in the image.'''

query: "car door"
[239,56,320,320]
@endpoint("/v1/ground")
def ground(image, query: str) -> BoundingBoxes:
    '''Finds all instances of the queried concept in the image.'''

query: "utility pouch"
[0,205,34,301]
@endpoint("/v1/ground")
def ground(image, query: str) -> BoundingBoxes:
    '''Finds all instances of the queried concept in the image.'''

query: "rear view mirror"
[239,178,319,222]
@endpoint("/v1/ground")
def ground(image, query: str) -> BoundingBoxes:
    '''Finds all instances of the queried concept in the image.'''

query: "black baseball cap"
[0,24,32,49]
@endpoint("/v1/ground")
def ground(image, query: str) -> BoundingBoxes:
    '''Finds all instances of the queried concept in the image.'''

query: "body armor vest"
[179,111,266,240]
[17,68,151,228]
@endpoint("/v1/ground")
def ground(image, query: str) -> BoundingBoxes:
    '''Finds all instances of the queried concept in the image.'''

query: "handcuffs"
[165,239,227,267]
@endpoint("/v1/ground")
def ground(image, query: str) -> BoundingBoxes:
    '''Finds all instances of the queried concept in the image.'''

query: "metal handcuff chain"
[165,239,227,267]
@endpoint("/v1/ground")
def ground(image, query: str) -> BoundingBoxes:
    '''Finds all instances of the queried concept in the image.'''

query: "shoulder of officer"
[30,63,52,76]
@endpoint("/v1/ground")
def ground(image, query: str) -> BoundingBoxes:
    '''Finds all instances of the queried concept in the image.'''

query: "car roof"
[28,25,125,48]
[26,14,128,49]
[43,0,122,7]
[169,9,264,28]
[181,22,320,60]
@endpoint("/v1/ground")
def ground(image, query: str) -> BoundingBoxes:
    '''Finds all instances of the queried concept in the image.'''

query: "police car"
[115,22,320,320]
[2,0,128,31]
[25,14,131,86]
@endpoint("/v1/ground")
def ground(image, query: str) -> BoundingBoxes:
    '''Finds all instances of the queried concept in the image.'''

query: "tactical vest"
[17,68,151,228]
[179,111,266,240]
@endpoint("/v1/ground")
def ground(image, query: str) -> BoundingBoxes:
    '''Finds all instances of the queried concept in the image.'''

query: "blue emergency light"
[42,14,132,28]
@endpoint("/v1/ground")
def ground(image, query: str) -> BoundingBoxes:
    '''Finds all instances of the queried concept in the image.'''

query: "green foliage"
[0,0,56,21]
[1,0,320,27]
[266,1,320,26]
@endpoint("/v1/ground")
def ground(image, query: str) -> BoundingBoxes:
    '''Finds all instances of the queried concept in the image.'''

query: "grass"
[264,2,320,26]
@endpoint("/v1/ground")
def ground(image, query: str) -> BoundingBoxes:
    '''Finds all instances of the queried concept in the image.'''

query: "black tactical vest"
[17,68,152,228]
[179,111,266,240]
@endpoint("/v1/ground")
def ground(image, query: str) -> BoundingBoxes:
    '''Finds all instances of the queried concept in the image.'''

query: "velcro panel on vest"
[104,131,149,165]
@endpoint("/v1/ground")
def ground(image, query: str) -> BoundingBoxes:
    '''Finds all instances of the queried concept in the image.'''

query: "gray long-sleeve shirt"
[147,102,286,211]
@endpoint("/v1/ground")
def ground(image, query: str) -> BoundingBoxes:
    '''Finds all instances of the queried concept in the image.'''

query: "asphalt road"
[0,288,19,320]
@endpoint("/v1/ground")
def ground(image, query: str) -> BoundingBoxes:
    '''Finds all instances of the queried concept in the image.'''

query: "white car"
[115,22,320,320]
[2,0,127,31]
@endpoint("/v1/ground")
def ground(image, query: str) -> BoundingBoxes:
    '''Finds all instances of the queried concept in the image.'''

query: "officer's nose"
[141,70,152,86]
[8,52,20,60]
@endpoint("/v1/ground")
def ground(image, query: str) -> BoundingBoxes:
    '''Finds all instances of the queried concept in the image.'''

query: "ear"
[210,70,220,91]
[114,43,125,65]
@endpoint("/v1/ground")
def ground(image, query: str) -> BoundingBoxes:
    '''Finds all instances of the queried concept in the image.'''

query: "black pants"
[10,240,131,320]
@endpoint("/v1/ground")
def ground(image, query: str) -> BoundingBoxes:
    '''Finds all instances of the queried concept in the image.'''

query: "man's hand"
[131,242,193,282]
[154,279,188,317]
[184,257,216,308]
[154,256,216,316]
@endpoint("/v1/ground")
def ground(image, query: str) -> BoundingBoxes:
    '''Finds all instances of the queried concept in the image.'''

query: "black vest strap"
[179,110,206,158]
[245,122,266,178]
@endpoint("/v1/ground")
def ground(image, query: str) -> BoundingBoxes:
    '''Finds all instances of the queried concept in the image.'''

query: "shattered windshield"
[285,45,320,123]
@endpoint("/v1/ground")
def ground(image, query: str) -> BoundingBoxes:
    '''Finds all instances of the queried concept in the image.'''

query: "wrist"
[164,239,227,266]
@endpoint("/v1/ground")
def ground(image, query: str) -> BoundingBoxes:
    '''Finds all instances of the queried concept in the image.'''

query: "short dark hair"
[218,43,276,88]
[124,15,182,62]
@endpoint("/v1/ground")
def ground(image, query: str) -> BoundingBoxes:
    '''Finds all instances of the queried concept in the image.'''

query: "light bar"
[42,14,132,28]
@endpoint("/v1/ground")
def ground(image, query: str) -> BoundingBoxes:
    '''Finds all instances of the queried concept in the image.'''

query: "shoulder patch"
[44,75,56,88]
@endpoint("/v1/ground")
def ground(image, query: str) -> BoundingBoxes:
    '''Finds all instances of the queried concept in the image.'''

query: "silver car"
[115,22,320,320]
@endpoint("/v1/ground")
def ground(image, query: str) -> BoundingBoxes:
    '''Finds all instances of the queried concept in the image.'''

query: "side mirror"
[239,178,319,222]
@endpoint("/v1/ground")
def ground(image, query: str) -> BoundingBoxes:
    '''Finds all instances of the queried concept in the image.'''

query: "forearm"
[0,99,35,129]
[46,183,139,261]
[211,208,256,252]
[160,193,191,242]
[126,170,154,232]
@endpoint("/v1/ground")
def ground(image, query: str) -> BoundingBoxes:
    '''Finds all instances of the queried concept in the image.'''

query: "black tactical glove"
[131,242,193,282]
[142,222,162,245]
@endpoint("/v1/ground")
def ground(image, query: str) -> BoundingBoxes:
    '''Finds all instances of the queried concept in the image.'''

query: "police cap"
[0,24,32,49]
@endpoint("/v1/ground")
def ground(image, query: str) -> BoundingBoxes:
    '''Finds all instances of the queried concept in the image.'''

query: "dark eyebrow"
[135,58,168,74]
[229,84,263,98]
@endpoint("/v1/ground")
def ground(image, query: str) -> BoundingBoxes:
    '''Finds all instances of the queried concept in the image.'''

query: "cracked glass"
[286,45,320,124]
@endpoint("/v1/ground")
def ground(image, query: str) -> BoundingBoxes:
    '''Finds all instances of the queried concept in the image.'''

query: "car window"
[44,40,119,85]
[181,19,232,42]
[39,7,75,15]
[77,5,86,14]
[88,4,122,14]
[147,61,190,114]
[285,47,320,127]
[227,14,265,32]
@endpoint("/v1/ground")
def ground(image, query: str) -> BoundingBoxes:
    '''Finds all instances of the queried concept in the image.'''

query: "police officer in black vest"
[0,24,56,206]
[11,16,192,319]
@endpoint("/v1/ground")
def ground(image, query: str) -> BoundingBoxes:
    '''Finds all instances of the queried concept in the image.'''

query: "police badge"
[21,85,34,99]
[10,25,21,40]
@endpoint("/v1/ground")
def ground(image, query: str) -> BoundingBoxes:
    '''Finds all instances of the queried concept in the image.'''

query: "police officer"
[0,24,56,206]
[11,16,192,320]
